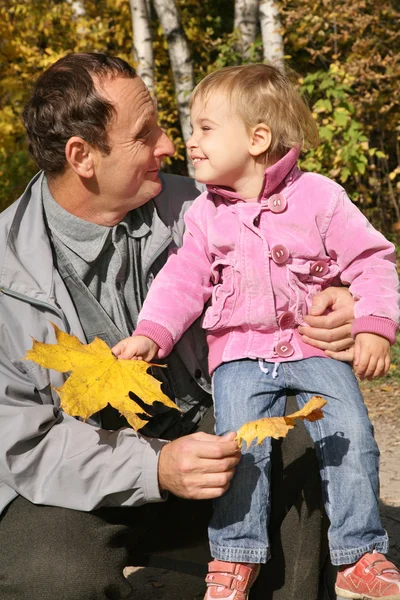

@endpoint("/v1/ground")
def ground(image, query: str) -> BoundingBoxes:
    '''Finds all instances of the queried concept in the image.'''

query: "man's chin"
[131,180,163,209]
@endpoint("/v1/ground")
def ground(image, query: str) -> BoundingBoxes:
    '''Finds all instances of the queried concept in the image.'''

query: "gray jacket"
[0,172,209,515]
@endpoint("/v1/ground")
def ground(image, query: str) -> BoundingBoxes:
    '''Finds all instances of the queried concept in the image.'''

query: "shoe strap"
[371,560,400,575]
[206,562,255,592]
[363,554,400,575]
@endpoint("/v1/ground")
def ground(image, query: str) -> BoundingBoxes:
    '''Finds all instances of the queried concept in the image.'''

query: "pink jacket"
[135,148,399,374]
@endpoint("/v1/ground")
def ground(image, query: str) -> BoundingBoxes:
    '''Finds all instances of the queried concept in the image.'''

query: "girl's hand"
[112,336,159,362]
[353,333,391,380]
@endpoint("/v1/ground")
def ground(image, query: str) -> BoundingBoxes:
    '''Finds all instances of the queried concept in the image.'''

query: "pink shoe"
[335,551,400,599]
[204,560,260,600]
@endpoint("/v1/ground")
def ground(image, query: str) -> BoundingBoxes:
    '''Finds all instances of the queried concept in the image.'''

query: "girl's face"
[187,93,262,199]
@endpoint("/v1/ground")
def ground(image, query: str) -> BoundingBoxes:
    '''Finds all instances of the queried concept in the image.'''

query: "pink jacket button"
[271,244,290,264]
[275,341,294,357]
[310,260,329,276]
[268,194,287,214]
[278,311,295,329]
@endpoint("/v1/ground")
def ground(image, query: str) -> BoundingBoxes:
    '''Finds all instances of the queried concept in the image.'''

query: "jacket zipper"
[0,287,69,329]
[143,235,173,286]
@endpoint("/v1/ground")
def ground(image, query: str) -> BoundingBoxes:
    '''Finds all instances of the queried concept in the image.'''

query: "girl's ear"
[249,124,271,157]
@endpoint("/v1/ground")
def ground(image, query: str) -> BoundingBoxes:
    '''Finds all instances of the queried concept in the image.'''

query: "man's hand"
[112,335,159,361]
[158,431,241,500]
[354,333,391,380]
[298,287,355,362]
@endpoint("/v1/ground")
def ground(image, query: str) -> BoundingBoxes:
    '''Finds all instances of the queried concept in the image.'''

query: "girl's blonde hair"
[190,64,319,161]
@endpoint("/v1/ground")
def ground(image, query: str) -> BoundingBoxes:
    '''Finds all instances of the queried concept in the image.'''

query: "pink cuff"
[352,316,398,345]
[134,320,174,358]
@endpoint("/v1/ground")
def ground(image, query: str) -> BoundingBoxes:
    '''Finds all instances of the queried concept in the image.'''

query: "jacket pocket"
[286,259,341,322]
[202,259,236,331]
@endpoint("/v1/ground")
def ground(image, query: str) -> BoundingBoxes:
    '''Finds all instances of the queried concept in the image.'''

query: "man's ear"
[249,124,271,157]
[65,137,95,178]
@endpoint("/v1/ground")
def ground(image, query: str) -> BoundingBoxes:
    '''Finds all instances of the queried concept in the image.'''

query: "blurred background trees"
[0,0,399,239]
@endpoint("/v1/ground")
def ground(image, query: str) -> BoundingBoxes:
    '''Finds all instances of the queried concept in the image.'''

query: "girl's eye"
[201,126,211,131]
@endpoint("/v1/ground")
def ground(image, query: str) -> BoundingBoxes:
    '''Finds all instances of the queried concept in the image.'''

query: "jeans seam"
[330,536,389,565]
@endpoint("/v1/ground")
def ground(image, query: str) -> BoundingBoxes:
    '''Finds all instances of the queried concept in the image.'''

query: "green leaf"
[319,126,334,142]
[340,167,351,182]
[333,109,349,127]
[314,99,333,113]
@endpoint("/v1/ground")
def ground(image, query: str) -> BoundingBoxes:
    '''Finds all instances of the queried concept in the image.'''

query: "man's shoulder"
[159,172,205,198]
[0,172,43,224]
[153,173,205,224]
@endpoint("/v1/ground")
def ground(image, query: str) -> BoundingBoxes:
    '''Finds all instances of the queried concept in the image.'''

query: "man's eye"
[137,129,151,140]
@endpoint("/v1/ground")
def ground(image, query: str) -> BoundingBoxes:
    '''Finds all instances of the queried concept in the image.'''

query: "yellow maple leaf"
[24,323,179,430]
[236,396,327,449]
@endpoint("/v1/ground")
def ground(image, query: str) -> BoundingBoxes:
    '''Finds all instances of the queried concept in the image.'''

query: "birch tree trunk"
[152,0,194,176]
[69,0,85,17]
[234,0,258,58]
[259,0,284,67]
[129,0,154,95]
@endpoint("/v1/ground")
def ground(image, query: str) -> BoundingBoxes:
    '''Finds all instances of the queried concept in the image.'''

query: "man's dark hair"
[22,52,137,174]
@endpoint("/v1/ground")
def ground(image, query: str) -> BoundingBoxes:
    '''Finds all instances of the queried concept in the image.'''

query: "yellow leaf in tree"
[236,396,327,449]
[24,323,179,430]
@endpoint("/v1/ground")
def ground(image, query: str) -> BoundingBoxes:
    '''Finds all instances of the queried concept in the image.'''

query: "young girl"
[113,64,400,600]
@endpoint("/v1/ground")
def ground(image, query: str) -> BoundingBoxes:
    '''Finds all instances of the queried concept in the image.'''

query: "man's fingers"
[190,433,240,458]
[219,431,237,442]
[308,287,354,317]
[301,313,352,332]
[158,433,242,500]
[300,333,354,352]
[324,348,354,362]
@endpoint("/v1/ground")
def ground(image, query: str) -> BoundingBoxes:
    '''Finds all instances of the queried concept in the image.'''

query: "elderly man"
[0,53,354,600]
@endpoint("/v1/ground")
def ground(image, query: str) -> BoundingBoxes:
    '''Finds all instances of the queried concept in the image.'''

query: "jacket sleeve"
[324,190,399,342]
[0,329,167,512]
[135,196,213,356]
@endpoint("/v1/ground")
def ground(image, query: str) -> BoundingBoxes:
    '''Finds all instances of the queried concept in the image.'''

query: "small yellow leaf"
[284,395,327,425]
[236,396,327,449]
[24,323,179,430]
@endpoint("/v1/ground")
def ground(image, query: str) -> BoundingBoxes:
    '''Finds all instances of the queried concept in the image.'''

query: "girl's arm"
[134,198,214,358]
[324,190,399,344]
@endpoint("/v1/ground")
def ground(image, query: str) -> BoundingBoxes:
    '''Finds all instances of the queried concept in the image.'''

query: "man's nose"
[155,129,175,158]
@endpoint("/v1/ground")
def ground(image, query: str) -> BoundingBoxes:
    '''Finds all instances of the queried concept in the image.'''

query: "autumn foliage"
[0,0,399,238]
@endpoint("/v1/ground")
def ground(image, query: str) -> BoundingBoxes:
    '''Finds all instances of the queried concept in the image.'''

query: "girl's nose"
[186,133,196,149]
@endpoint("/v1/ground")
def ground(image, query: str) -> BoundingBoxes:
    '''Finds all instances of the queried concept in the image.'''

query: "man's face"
[93,76,175,215]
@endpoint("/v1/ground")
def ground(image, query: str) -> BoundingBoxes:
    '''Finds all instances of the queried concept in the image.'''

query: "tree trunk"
[152,0,194,176]
[129,0,154,94]
[69,0,85,16]
[259,0,284,67]
[234,0,258,58]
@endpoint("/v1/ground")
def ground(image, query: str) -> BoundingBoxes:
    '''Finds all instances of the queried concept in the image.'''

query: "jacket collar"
[42,176,151,265]
[206,147,300,202]
[0,172,57,303]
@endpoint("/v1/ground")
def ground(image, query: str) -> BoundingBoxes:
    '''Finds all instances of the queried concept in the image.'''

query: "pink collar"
[207,147,300,202]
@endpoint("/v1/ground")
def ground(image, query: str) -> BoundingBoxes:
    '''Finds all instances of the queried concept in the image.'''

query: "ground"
[125,379,400,599]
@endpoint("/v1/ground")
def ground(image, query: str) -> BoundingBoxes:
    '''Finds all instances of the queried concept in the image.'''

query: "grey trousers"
[0,399,327,600]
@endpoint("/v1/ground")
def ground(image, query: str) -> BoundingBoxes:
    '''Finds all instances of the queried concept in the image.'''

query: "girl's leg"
[209,359,286,564]
[282,358,387,566]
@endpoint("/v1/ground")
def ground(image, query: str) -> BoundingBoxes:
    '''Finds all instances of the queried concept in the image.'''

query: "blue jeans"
[210,357,388,565]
